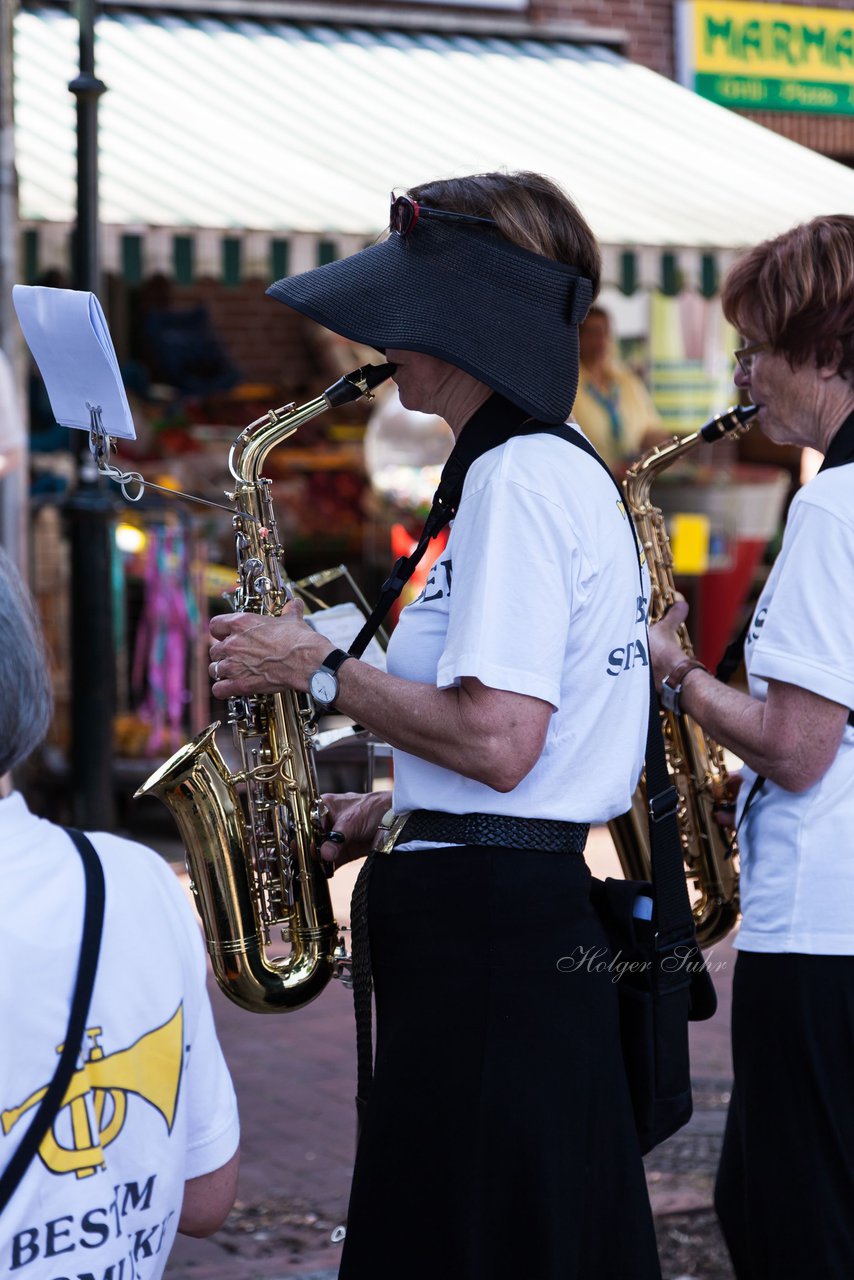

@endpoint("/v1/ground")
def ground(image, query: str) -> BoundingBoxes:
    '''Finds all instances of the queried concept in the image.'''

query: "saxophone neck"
[229,362,396,484]
[623,403,758,502]
[229,393,328,485]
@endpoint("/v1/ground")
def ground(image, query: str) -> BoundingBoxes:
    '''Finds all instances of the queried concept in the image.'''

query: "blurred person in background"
[573,304,665,470]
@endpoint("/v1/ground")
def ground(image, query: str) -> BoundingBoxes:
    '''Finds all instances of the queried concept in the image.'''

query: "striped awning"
[15,6,854,292]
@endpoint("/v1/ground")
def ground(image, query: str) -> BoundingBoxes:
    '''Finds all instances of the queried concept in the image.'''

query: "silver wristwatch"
[660,657,706,716]
[308,648,352,710]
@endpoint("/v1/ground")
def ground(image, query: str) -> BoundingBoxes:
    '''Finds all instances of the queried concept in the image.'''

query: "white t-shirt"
[735,464,854,954]
[387,428,651,825]
[0,793,239,1278]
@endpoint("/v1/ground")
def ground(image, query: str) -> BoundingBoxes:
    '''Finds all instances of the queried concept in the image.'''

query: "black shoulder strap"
[0,828,105,1213]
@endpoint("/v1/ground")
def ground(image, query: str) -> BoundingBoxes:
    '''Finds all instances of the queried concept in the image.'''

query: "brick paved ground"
[144,824,736,1280]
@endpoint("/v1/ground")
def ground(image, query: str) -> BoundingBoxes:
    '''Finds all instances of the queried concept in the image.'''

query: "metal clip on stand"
[86,404,238,516]
[87,403,146,502]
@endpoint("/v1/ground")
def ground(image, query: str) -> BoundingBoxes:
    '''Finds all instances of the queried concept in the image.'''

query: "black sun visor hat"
[267,203,594,425]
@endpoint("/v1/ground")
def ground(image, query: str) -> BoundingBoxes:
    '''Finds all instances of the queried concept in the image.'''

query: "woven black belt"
[395,810,589,853]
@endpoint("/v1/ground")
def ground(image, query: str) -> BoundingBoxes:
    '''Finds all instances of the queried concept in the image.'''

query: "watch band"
[660,657,707,715]
[322,648,352,675]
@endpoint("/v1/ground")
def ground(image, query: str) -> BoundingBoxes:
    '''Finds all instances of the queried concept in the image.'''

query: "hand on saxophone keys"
[648,596,691,692]
[209,598,329,698]
[318,792,392,868]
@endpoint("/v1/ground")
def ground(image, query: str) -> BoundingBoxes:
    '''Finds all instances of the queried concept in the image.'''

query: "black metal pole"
[66,0,115,829]
[69,0,104,294]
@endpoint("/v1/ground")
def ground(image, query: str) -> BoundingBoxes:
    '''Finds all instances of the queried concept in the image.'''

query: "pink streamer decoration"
[133,524,199,754]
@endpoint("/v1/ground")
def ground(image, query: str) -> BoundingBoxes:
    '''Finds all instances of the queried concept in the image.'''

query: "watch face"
[309,668,339,705]
[659,681,679,714]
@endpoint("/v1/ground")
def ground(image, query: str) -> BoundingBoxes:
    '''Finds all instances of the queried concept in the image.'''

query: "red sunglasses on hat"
[389,193,498,239]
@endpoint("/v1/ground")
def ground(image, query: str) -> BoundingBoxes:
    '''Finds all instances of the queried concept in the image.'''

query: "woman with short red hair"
[651,214,854,1280]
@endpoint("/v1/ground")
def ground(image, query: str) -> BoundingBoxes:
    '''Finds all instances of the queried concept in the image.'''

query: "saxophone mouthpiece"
[699,402,759,442]
[363,361,397,386]
[324,362,396,408]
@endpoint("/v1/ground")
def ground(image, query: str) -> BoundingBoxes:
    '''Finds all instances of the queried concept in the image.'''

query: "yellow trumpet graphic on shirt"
[1,1006,183,1179]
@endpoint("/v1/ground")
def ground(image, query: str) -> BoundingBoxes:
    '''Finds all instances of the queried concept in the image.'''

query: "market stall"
[13,1,854,760]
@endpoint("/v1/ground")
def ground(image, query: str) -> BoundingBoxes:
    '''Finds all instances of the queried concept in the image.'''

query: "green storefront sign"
[679,0,854,114]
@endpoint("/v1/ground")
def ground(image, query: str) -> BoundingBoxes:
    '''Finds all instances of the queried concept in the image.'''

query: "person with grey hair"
[0,551,53,781]
[0,549,240,1278]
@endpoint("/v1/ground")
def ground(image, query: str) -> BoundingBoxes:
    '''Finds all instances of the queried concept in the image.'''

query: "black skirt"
[339,845,661,1280]
[716,951,854,1280]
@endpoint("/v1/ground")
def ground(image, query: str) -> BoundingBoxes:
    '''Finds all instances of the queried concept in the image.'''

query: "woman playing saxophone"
[209,172,662,1279]
[649,215,854,1280]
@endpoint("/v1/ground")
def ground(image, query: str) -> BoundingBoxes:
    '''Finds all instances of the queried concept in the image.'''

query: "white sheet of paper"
[13,285,136,440]
[305,602,387,672]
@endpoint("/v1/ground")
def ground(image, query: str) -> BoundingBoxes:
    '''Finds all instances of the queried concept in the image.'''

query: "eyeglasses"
[734,342,770,375]
[389,193,498,239]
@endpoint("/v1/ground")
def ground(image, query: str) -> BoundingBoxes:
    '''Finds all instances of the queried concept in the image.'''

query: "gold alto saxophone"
[136,364,395,1013]
[612,403,758,946]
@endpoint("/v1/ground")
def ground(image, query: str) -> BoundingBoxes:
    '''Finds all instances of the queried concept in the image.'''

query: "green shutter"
[271,239,290,279]
[121,234,143,284]
[23,229,39,284]
[660,252,680,296]
[619,250,637,296]
[173,235,194,284]
[223,238,242,286]
[317,239,337,266]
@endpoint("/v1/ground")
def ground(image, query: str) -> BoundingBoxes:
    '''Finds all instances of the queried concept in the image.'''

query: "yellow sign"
[670,513,711,576]
[678,0,854,113]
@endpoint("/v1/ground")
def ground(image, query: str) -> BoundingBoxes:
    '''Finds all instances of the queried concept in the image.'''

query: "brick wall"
[531,0,676,75]
[738,110,854,165]
[168,278,316,391]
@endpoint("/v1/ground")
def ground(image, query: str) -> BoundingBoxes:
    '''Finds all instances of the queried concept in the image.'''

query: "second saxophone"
[613,403,758,946]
